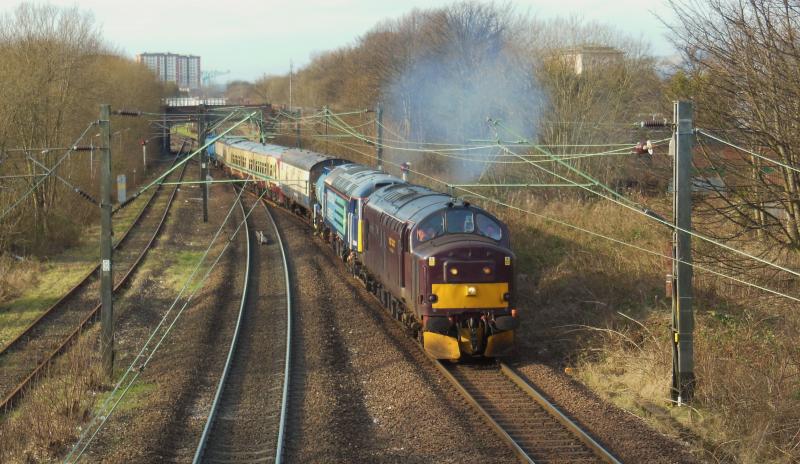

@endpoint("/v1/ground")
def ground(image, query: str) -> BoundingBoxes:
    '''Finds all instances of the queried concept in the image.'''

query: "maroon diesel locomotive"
[357,183,518,360]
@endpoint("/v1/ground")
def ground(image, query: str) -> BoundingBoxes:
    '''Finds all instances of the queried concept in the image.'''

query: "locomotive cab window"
[415,209,502,245]
[415,213,444,243]
[446,209,475,234]
[476,213,502,241]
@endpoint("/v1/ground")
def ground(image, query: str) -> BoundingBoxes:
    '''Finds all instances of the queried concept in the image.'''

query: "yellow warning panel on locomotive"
[430,282,509,309]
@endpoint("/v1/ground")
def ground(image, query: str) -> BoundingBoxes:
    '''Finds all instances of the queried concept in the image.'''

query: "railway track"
[235,191,618,464]
[432,360,620,464]
[189,171,614,463]
[0,156,188,412]
[193,195,292,464]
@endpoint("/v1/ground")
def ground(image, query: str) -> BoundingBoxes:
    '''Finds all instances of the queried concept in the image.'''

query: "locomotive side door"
[400,227,409,300]
[385,231,398,291]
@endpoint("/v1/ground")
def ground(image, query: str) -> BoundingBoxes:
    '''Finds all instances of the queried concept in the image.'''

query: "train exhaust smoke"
[380,8,543,183]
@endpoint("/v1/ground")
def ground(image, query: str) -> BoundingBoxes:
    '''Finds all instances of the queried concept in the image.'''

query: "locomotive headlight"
[504,256,511,266]
[466,286,477,296]
[428,294,438,303]
[482,266,492,275]
[449,267,459,276]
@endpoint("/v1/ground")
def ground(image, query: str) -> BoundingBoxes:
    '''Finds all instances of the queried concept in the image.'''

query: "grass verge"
[0,187,154,348]
[504,195,800,463]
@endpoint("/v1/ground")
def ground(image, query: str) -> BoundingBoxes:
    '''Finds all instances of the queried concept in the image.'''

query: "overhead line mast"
[671,101,695,404]
[99,104,114,379]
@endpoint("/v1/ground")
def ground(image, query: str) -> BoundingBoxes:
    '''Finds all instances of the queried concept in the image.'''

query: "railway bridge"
[160,97,273,153]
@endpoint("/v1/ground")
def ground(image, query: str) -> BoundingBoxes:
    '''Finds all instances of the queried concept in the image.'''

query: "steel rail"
[0,158,188,412]
[266,201,292,464]
[429,359,534,464]
[499,363,621,464]
[192,192,251,464]
[429,358,621,464]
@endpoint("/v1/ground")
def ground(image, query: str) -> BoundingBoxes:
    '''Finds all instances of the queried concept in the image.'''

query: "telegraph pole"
[162,113,169,155]
[376,102,383,171]
[99,104,114,379]
[198,106,209,222]
[323,106,329,153]
[671,100,695,404]
[141,139,147,176]
[289,59,293,111]
[259,109,266,144]
[295,109,302,149]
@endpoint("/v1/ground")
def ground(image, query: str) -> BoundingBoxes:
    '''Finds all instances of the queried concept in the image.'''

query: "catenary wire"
[0,122,96,221]
[489,118,800,280]
[325,136,800,304]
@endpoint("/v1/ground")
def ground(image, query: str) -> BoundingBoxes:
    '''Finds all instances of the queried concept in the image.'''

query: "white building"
[136,52,201,90]
[560,46,624,75]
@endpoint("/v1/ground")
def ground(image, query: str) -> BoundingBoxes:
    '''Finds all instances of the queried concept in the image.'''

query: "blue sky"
[1,0,678,83]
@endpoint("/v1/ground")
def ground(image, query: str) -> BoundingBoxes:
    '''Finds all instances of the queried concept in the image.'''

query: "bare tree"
[666,0,800,249]
[0,3,164,255]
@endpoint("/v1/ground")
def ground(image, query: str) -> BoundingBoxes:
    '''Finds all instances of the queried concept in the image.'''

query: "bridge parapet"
[164,97,227,107]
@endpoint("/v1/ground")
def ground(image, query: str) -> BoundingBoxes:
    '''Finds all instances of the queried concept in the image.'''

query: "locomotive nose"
[427,246,513,311]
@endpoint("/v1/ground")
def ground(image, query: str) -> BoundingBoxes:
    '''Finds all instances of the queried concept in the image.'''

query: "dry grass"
[0,255,42,302]
[499,194,800,463]
[0,191,152,348]
[0,192,224,462]
[0,334,104,463]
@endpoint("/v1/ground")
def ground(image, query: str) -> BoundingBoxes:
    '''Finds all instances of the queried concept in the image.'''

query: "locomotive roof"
[326,164,405,198]
[366,183,466,224]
